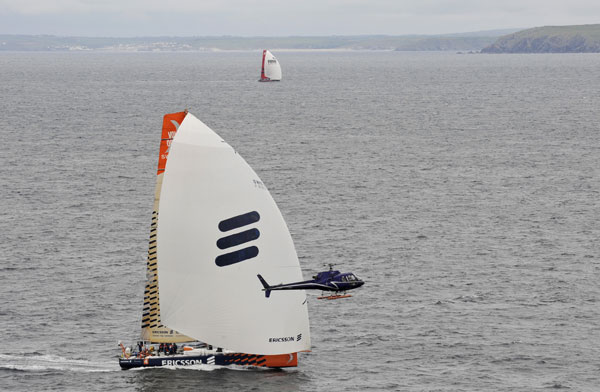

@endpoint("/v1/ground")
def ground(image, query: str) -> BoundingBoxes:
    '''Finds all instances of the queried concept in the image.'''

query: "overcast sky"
[0,0,599,37]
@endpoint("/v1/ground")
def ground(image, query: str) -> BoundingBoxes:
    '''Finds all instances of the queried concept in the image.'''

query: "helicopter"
[257,264,364,300]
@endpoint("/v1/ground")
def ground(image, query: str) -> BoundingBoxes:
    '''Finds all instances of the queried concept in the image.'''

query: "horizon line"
[0,28,529,39]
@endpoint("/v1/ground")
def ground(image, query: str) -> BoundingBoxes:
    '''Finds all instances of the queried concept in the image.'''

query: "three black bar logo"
[216,211,261,267]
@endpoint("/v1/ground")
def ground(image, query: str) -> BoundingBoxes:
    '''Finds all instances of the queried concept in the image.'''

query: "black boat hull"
[119,352,297,369]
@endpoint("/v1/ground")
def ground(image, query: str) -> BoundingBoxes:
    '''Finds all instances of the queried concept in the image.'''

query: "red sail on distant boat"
[259,50,282,82]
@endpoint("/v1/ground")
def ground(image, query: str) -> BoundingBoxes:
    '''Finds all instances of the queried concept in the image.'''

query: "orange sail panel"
[157,111,188,175]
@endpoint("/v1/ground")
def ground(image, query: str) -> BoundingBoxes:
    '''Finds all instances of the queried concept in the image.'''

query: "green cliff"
[482,24,600,53]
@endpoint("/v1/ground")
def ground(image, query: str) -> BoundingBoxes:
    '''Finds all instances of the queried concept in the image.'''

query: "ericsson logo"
[215,211,261,267]
[269,333,302,343]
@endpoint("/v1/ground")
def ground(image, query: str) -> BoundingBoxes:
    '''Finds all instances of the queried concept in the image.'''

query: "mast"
[140,111,194,343]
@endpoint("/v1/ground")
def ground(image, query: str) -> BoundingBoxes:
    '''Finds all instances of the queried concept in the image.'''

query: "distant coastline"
[0,30,519,52]
[482,24,600,53]
[5,25,599,53]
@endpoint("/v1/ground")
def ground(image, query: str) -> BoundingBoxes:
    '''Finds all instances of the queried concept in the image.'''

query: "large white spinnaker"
[262,50,282,81]
[157,113,310,355]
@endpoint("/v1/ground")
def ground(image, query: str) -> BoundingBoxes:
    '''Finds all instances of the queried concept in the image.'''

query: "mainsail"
[157,113,310,355]
[140,111,194,343]
[260,50,282,81]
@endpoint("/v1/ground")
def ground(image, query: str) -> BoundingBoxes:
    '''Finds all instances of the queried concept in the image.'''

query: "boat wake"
[0,353,118,373]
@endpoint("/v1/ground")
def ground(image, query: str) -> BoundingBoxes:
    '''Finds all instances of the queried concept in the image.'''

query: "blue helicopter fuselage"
[257,269,364,298]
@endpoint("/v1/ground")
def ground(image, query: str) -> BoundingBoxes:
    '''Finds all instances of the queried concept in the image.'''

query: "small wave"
[454,294,484,302]
[490,354,533,364]
[0,266,39,271]
[0,353,118,373]
[543,381,570,389]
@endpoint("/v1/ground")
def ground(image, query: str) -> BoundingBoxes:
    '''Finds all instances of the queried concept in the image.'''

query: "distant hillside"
[0,33,509,52]
[482,24,600,53]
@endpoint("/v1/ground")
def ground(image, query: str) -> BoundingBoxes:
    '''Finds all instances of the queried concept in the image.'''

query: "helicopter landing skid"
[317,293,352,300]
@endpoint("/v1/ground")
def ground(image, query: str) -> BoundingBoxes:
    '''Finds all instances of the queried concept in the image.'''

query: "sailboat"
[259,50,282,82]
[118,111,310,369]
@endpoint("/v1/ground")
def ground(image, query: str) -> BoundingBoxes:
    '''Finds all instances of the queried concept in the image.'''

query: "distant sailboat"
[118,111,310,369]
[259,50,282,82]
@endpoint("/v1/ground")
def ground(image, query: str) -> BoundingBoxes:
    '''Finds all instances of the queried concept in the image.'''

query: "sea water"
[0,51,599,391]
